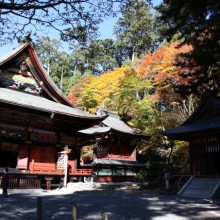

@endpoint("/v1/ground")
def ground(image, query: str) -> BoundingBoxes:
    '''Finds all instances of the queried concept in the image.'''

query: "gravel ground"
[0,183,220,220]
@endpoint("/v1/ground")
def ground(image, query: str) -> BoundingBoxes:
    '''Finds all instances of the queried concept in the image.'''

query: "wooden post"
[45,177,54,190]
[102,212,109,220]
[61,145,71,187]
[30,159,34,173]
[71,202,78,220]
[64,153,68,187]
[37,197,42,220]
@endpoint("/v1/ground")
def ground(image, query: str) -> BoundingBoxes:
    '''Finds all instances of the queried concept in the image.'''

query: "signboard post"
[58,145,71,187]
[64,150,68,187]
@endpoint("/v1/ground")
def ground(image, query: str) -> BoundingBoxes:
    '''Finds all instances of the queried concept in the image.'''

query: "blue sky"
[99,0,162,39]
[0,0,162,56]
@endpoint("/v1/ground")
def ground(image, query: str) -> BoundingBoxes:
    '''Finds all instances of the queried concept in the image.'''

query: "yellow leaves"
[68,41,194,117]
[93,67,127,108]
[68,66,134,112]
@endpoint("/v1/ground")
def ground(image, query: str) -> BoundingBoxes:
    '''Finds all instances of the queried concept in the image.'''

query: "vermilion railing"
[29,160,93,176]
[103,154,135,161]
[69,168,93,176]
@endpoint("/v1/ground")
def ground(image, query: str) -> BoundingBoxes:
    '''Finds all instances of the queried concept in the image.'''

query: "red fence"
[0,177,41,189]
[29,161,93,176]
[103,154,135,161]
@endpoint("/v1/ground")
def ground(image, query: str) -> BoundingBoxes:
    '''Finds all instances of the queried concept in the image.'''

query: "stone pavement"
[0,183,220,220]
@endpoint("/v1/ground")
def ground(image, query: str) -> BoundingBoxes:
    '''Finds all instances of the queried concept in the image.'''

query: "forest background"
[1,0,219,180]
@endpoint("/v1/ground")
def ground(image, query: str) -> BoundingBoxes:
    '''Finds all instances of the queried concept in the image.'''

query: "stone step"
[179,177,220,198]
[182,189,213,198]
[182,193,211,199]
[183,190,212,196]
[186,184,217,190]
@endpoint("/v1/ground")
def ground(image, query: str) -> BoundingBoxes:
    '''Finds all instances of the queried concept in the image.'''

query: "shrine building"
[0,41,148,188]
[0,41,105,188]
[80,110,149,182]
[162,94,220,198]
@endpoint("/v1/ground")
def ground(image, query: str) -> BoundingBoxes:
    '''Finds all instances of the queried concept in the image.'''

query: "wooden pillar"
[64,153,68,187]
[133,148,137,161]
[59,145,71,187]
[45,177,54,190]
[30,159,34,173]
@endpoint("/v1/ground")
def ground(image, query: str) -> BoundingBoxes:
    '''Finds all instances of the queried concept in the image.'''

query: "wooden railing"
[69,168,93,176]
[0,177,41,189]
[19,179,41,188]
[103,154,135,161]
[29,161,93,176]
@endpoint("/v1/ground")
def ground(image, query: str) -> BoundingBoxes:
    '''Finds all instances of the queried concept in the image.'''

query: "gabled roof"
[0,42,106,122]
[101,112,146,137]
[79,110,149,138]
[162,95,220,140]
[182,95,220,125]
[0,42,74,106]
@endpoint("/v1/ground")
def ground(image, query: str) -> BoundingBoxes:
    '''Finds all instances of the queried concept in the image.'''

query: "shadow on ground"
[0,188,220,220]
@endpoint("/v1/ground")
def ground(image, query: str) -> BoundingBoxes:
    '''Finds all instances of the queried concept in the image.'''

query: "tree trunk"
[60,68,63,91]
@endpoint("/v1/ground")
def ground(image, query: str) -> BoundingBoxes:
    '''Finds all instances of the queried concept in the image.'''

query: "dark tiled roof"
[162,95,220,139]
[182,95,220,125]
[0,88,104,119]
[98,110,148,137]
[0,43,105,121]
[79,112,149,138]
[102,114,141,135]
[162,115,220,137]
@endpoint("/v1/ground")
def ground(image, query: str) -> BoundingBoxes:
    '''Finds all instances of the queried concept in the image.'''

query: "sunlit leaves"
[68,67,130,112]
[138,42,193,99]
[67,40,196,174]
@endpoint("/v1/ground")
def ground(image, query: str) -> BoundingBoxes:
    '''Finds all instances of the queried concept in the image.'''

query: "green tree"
[98,39,120,72]
[35,37,63,75]
[114,0,158,63]
[157,0,220,96]
[70,39,119,75]
[117,69,155,122]
[35,37,80,95]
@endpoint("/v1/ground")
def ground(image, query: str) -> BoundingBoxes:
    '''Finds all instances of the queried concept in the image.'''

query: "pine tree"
[114,0,158,63]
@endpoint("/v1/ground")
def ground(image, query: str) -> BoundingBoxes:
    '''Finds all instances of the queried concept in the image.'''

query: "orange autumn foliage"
[138,42,193,91]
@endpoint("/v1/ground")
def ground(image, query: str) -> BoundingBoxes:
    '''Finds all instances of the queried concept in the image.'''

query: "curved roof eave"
[78,126,112,135]
[182,95,220,125]
[0,42,82,108]
[0,88,106,120]
[27,45,75,107]
[0,43,106,121]
[0,43,30,65]
[161,115,220,139]
[102,115,149,138]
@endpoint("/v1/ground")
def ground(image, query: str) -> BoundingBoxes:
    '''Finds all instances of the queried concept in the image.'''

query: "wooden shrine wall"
[190,135,220,175]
